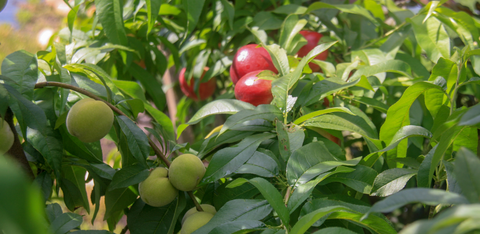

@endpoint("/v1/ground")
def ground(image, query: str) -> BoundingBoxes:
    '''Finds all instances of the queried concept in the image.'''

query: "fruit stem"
[34,81,172,167]
[187,191,204,212]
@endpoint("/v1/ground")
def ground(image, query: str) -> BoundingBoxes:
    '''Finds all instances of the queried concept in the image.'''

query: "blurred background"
[0,0,69,62]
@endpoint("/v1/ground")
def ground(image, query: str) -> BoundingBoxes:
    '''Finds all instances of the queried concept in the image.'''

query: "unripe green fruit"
[0,119,14,154]
[181,212,214,234]
[182,204,216,224]
[168,154,206,191]
[66,98,114,143]
[139,167,178,207]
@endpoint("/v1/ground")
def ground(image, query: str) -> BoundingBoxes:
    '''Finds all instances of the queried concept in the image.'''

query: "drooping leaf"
[371,168,417,197]
[1,50,38,99]
[95,0,128,46]
[193,199,272,234]
[454,147,480,203]
[108,164,150,191]
[201,133,275,184]
[364,188,469,218]
[380,82,444,144]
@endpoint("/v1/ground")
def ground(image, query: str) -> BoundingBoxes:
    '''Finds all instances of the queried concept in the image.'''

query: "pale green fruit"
[168,154,206,191]
[182,204,216,224]
[66,98,114,143]
[139,167,178,207]
[181,212,214,234]
[0,119,14,154]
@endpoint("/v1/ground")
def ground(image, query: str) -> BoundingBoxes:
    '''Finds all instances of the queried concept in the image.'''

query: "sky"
[0,0,25,28]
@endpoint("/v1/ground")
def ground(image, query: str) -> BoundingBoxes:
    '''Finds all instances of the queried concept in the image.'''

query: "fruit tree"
[1,0,480,234]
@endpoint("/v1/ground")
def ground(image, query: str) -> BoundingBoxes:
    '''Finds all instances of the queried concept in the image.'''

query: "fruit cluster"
[231,30,328,106]
[139,154,209,233]
[178,31,328,106]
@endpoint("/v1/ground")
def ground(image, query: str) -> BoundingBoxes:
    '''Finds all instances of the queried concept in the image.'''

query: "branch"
[34,82,171,168]
[4,108,35,180]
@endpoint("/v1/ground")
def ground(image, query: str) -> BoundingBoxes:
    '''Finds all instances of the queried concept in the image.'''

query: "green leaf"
[236,150,279,177]
[50,213,83,234]
[294,107,355,125]
[364,188,469,218]
[248,178,290,225]
[62,164,90,213]
[208,220,265,234]
[59,125,103,163]
[409,15,450,63]
[116,116,149,168]
[275,42,337,110]
[108,164,149,191]
[193,199,272,234]
[304,112,378,139]
[292,206,396,234]
[350,96,389,113]
[349,60,413,81]
[399,205,480,234]
[95,0,127,45]
[454,147,480,203]
[183,0,205,33]
[371,168,417,197]
[67,6,79,41]
[201,133,275,184]
[459,103,480,126]
[324,165,378,194]
[127,197,185,234]
[381,125,432,152]
[219,105,282,135]
[0,156,50,234]
[279,14,307,54]
[287,167,355,213]
[273,4,307,14]
[264,44,290,77]
[306,3,380,27]
[379,82,444,144]
[1,50,38,99]
[128,63,166,111]
[198,130,254,159]
[144,104,175,143]
[423,122,469,188]
[146,0,162,36]
[312,227,357,234]
[286,141,360,186]
[111,79,147,102]
[28,127,64,186]
[189,99,255,125]
[105,187,137,219]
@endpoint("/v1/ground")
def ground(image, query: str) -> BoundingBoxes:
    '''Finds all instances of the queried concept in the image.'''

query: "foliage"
[1,0,480,233]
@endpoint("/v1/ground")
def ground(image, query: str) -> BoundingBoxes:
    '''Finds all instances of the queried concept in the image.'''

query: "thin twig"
[188,191,204,212]
[120,225,128,234]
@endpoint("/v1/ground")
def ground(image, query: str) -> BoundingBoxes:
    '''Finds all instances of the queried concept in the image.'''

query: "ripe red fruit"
[179,67,216,101]
[235,70,275,106]
[230,44,278,84]
[297,30,328,72]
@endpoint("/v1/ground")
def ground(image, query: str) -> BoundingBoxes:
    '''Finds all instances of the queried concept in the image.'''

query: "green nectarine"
[182,204,216,224]
[66,98,114,143]
[139,167,178,207]
[0,119,14,154]
[181,212,214,234]
[168,154,206,191]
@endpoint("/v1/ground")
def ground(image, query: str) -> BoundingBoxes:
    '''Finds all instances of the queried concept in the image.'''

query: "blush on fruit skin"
[234,70,274,106]
[179,67,217,101]
[230,44,278,84]
[297,30,328,72]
